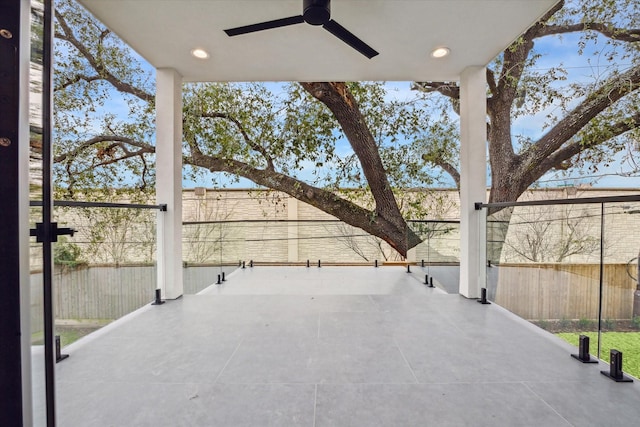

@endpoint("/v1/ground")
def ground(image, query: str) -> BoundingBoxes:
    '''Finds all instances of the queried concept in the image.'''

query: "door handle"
[30,222,76,243]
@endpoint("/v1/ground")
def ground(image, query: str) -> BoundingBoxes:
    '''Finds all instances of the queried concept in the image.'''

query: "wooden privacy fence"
[29,265,222,333]
[53,265,156,320]
[492,263,636,321]
[30,263,637,332]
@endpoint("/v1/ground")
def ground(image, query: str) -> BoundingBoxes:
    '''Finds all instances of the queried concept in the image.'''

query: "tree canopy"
[52,0,639,257]
[415,0,639,204]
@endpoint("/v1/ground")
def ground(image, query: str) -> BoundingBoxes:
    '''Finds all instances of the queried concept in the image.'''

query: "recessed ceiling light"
[431,47,450,58]
[191,48,209,59]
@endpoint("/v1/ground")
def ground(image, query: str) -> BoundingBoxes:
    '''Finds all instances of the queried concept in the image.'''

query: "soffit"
[77,0,558,82]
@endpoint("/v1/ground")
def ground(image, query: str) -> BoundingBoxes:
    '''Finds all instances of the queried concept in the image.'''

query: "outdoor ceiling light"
[431,47,450,58]
[191,48,210,59]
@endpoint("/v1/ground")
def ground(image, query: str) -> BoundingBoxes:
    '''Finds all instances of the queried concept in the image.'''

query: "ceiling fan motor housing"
[303,0,331,25]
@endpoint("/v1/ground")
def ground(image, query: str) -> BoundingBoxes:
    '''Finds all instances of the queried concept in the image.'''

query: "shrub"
[577,318,593,330]
[559,318,572,330]
[54,237,85,269]
[537,319,549,330]
[603,319,616,331]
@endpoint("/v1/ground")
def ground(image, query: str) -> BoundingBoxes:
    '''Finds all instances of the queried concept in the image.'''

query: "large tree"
[53,0,435,256]
[415,0,640,206]
[52,0,639,258]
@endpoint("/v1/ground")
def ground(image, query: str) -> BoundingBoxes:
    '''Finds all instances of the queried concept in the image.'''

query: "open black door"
[1,0,59,425]
[0,0,27,422]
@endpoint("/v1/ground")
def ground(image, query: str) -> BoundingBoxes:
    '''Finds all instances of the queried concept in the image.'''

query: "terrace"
[29,193,640,426]
[50,265,640,426]
[7,0,640,426]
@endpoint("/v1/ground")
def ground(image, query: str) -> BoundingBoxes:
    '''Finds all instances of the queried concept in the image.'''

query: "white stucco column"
[459,66,487,298]
[156,68,183,299]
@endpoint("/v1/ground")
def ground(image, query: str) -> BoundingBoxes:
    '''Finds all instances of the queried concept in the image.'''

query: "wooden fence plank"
[493,263,635,320]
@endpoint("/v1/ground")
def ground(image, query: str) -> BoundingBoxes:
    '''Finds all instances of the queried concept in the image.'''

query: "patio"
[54,266,640,426]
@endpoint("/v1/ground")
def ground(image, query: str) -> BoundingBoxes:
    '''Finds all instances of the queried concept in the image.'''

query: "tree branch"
[188,153,420,255]
[200,112,275,170]
[539,23,640,42]
[299,82,408,233]
[522,65,640,179]
[54,135,154,163]
[533,110,640,179]
[494,1,563,104]
[411,81,459,100]
[55,11,154,103]
[438,161,461,190]
[54,74,102,91]
[78,149,151,169]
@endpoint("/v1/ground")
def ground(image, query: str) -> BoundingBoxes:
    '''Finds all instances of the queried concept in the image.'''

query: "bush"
[577,318,593,330]
[54,237,85,269]
[603,319,616,331]
[537,319,549,330]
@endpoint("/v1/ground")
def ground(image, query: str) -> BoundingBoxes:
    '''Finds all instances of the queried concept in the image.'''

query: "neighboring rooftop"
[54,266,640,426]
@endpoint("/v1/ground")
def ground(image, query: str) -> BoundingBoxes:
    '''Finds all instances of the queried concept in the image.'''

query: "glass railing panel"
[183,219,456,272]
[182,219,461,293]
[406,219,460,293]
[409,220,460,265]
[52,205,158,347]
[28,1,47,423]
[598,201,640,376]
[29,205,46,427]
[182,221,244,294]
[303,220,399,264]
[487,203,601,338]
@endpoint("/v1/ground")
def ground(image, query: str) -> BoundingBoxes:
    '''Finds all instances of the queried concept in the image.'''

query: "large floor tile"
[216,335,417,384]
[57,381,315,427]
[315,383,572,427]
[525,380,640,427]
[51,267,640,426]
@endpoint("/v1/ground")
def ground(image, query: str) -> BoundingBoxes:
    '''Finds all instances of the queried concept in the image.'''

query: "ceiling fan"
[224,0,379,59]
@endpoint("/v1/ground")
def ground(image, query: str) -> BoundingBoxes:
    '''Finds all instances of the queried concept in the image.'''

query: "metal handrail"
[30,200,166,210]
[476,193,640,210]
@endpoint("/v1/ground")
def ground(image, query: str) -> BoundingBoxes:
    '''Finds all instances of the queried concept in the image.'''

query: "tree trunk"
[298,82,420,255]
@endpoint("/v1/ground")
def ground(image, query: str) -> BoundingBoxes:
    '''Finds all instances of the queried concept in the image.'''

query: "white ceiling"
[77,0,558,82]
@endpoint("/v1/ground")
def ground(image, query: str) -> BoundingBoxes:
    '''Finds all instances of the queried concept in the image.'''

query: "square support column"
[156,68,183,299]
[459,66,487,298]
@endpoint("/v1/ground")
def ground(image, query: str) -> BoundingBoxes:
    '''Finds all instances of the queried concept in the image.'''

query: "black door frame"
[1,0,57,425]
[41,0,57,424]
[0,0,26,421]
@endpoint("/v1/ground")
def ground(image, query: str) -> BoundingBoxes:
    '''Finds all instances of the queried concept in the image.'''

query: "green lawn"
[557,332,640,379]
[31,329,83,347]
[31,325,107,348]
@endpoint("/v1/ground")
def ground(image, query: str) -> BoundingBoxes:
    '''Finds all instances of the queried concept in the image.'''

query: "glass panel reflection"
[29,1,47,424]
[486,197,640,378]
[487,203,601,338]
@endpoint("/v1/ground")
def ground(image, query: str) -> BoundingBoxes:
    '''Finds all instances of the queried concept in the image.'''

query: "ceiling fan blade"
[323,19,379,59]
[225,15,305,36]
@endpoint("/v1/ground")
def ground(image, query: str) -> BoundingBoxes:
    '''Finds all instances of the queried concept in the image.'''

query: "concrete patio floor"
[55,266,640,426]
